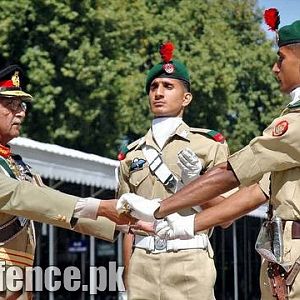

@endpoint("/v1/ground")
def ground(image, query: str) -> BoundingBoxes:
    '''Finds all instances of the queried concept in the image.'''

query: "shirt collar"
[135,120,191,150]
[288,87,300,106]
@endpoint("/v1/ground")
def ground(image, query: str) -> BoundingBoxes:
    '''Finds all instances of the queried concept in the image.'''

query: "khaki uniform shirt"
[0,154,116,269]
[118,122,230,224]
[228,105,300,220]
[118,122,230,300]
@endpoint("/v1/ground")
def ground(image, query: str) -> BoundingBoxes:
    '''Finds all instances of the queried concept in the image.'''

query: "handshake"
[116,193,195,240]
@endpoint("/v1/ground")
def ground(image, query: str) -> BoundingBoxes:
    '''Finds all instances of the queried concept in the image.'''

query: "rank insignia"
[130,158,146,171]
[272,120,288,136]
[11,71,20,87]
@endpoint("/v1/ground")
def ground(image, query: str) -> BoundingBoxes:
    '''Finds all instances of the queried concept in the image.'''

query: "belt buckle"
[154,236,167,251]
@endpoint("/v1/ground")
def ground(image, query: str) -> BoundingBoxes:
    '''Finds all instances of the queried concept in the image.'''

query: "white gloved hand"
[118,291,128,300]
[155,213,195,240]
[177,148,202,184]
[154,219,171,239]
[116,193,160,222]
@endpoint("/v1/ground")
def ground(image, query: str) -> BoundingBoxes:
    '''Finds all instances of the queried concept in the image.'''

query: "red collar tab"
[207,130,225,143]
[213,132,225,143]
[0,144,11,158]
[117,144,129,161]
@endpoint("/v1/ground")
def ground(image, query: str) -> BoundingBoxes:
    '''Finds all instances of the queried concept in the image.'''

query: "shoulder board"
[190,128,225,143]
[117,138,143,161]
[127,138,143,151]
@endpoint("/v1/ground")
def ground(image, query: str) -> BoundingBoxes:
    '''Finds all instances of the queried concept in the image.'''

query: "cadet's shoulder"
[189,127,226,144]
[117,137,144,161]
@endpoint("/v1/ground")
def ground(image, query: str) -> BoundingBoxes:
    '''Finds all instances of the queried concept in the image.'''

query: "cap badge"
[11,71,20,87]
[272,120,288,136]
[162,63,175,74]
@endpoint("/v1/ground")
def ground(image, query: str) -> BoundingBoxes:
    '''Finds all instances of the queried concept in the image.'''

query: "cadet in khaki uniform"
[117,16,300,300]
[0,65,129,299]
[117,42,231,300]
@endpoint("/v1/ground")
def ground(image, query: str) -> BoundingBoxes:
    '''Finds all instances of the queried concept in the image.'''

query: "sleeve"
[72,217,116,242]
[72,198,117,241]
[228,114,300,186]
[205,141,230,170]
[258,172,271,199]
[0,174,77,229]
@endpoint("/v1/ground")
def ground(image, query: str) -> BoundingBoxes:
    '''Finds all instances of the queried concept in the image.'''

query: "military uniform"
[0,65,116,299]
[227,16,300,298]
[228,99,300,299]
[0,150,116,299]
[118,121,229,300]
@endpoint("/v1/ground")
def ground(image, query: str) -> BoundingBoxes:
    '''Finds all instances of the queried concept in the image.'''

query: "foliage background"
[0,0,286,158]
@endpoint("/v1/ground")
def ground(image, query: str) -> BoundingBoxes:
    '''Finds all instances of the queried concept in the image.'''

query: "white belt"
[134,234,208,253]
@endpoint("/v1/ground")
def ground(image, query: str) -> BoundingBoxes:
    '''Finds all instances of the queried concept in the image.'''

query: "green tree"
[0,0,285,157]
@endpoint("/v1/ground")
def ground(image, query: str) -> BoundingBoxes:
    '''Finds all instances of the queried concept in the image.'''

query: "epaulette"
[190,128,225,143]
[117,138,143,161]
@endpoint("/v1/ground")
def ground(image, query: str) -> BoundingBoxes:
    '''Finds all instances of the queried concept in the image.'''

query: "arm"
[155,184,268,239]
[155,161,239,219]
[201,195,233,228]
[0,174,133,230]
[194,184,268,232]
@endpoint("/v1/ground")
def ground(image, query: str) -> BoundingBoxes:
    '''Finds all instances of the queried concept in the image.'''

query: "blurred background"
[1,0,298,299]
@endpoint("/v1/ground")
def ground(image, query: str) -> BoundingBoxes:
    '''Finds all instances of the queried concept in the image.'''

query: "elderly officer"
[117,42,232,300]
[118,16,300,300]
[0,64,131,299]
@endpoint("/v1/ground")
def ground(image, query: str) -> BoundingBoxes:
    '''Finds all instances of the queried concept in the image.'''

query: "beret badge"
[11,71,20,87]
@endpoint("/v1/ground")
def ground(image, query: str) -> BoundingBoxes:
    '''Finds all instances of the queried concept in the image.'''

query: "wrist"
[98,200,112,218]
[154,206,163,219]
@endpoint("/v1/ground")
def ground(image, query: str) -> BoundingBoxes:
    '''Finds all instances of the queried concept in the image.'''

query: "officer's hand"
[116,193,160,222]
[178,148,202,184]
[155,213,195,240]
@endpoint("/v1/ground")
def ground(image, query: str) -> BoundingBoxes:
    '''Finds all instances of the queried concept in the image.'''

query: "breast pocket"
[128,167,151,194]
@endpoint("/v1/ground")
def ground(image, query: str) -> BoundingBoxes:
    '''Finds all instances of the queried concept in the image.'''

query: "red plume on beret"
[264,8,280,31]
[159,42,175,63]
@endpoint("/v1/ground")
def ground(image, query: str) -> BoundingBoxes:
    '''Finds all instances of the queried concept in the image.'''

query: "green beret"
[145,59,190,94]
[278,20,300,47]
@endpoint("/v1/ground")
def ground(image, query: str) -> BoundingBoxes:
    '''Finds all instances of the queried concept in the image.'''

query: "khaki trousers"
[128,248,216,300]
[260,221,300,299]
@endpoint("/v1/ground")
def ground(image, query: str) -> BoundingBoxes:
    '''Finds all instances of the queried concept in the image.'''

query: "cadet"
[0,64,130,299]
[117,42,232,300]
[118,13,300,300]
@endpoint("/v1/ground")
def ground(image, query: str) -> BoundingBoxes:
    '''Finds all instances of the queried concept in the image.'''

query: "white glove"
[116,193,160,222]
[118,291,128,300]
[155,213,195,240]
[177,148,202,184]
